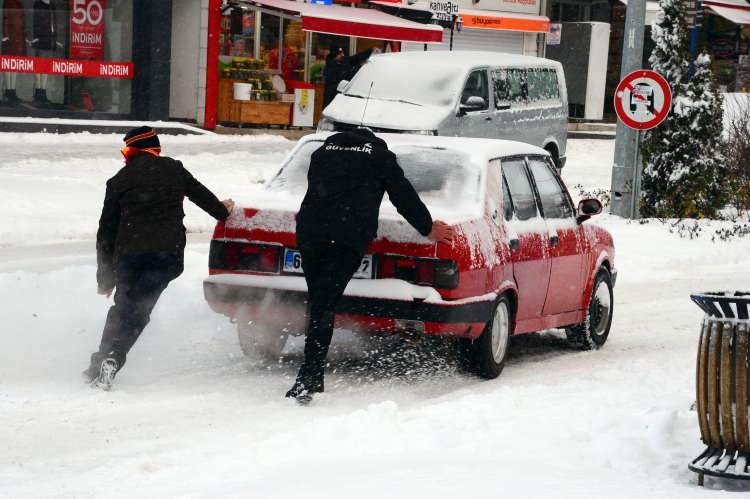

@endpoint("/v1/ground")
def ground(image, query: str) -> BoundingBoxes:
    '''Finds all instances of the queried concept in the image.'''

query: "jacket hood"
[324,129,388,149]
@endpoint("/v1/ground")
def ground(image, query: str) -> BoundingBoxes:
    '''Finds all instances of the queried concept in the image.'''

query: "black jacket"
[323,48,373,108]
[96,155,229,290]
[32,0,56,51]
[296,130,433,254]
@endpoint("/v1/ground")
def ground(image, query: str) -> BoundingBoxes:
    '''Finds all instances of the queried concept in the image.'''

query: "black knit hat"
[123,126,160,150]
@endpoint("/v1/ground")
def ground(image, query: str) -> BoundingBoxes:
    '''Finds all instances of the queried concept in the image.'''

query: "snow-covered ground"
[1,133,749,498]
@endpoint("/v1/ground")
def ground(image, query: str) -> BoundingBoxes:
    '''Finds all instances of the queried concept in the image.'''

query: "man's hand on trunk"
[427,221,455,244]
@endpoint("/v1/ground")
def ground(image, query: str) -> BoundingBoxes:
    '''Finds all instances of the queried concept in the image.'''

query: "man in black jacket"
[84,126,234,390]
[323,46,374,108]
[287,128,454,404]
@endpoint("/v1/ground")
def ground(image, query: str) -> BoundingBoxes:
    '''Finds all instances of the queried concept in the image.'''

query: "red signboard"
[0,55,133,79]
[70,0,106,60]
[614,70,672,130]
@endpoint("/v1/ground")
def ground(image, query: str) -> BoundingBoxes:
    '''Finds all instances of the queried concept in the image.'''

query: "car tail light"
[209,241,280,273]
[377,255,458,289]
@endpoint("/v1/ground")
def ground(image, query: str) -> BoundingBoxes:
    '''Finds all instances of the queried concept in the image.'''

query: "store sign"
[0,55,133,79]
[430,0,459,23]
[70,0,106,60]
[462,13,550,33]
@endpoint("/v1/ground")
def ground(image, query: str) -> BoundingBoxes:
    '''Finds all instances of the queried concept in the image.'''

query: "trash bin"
[689,291,750,485]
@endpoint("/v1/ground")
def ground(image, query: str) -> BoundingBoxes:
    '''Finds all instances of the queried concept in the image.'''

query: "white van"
[318,51,569,167]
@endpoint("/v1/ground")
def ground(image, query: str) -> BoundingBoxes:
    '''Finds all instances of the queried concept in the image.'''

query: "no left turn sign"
[614,70,672,130]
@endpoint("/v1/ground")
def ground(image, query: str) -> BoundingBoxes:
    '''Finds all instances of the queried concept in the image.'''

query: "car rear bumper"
[203,274,495,339]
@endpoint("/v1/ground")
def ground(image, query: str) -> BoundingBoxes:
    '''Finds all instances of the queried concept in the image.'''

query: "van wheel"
[566,268,614,350]
[237,318,287,361]
[468,296,512,379]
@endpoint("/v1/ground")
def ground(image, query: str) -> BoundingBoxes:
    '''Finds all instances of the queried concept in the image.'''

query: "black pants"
[298,241,363,384]
[94,254,182,369]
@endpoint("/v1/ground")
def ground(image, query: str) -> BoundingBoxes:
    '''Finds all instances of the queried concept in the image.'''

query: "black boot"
[285,365,324,405]
[3,89,21,106]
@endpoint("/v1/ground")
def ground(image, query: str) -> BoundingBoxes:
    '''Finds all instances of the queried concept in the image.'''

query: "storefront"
[399,1,550,55]
[702,0,750,92]
[0,0,172,120]
[208,0,443,129]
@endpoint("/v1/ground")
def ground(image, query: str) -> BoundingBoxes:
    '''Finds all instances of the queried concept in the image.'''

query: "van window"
[461,70,489,111]
[527,68,560,102]
[492,69,527,108]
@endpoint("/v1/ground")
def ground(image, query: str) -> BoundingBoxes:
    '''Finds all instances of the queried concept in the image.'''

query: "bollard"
[689,291,750,485]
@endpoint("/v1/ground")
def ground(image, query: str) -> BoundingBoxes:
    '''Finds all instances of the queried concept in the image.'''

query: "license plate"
[283,249,374,279]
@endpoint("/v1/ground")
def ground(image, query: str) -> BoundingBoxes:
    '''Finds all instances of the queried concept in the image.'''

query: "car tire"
[566,267,614,350]
[470,296,513,379]
[237,318,288,361]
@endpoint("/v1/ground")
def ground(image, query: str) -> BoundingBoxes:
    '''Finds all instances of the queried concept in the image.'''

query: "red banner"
[70,0,106,59]
[0,55,133,79]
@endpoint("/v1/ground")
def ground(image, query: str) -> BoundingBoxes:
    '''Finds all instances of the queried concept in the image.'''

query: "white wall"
[584,22,610,120]
[169,0,204,123]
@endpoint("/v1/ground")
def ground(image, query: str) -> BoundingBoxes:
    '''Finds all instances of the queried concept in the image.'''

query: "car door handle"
[550,235,559,247]
[485,116,493,121]
[509,238,520,251]
[497,104,511,110]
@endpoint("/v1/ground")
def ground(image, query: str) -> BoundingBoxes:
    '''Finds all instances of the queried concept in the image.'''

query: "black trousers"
[298,241,363,383]
[94,254,182,369]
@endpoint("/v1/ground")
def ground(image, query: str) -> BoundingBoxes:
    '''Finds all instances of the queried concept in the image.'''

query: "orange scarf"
[121,146,161,162]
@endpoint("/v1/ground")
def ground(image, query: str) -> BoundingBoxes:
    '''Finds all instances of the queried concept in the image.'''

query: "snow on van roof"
[299,132,550,163]
[369,51,562,71]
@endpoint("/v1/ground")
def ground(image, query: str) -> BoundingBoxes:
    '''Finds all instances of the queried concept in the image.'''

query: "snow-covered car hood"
[323,95,451,131]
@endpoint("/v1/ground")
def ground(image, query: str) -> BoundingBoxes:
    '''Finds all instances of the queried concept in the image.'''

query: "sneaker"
[94,358,119,391]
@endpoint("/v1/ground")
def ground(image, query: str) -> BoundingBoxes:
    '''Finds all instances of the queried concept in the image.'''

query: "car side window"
[502,174,514,221]
[527,157,573,219]
[461,70,490,110]
[502,159,538,220]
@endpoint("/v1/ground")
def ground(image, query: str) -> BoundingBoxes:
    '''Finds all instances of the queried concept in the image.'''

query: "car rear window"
[268,140,481,209]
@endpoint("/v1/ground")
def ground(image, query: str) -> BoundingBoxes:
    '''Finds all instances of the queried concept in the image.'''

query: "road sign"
[614,69,672,130]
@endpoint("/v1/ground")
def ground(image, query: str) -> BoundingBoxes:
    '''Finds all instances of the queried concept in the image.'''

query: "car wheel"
[237,317,288,361]
[566,268,614,350]
[471,296,513,379]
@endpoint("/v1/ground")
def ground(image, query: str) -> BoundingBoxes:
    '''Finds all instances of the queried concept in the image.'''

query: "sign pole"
[631,129,641,219]
[610,0,647,219]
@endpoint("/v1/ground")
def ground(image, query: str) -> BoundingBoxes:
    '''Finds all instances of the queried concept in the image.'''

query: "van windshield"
[268,140,481,209]
[343,57,466,108]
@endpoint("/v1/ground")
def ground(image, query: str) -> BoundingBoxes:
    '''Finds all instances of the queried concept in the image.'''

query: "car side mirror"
[576,198,603,224]
[336,80,350,93]
[459,96,486,116]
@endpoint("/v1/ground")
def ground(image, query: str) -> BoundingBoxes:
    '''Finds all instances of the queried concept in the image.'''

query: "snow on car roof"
[299,132,550,164]
[368,51,562,71]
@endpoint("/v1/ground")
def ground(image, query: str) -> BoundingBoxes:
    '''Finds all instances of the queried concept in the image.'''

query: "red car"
[204,133,615,379]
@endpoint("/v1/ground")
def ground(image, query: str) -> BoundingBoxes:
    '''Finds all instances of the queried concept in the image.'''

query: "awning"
[704,0,750,24]
[244,0,443,42]
[459,9,550,33]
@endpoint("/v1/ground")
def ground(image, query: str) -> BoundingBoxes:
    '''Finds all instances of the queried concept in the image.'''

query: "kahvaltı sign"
[429,0,458,23]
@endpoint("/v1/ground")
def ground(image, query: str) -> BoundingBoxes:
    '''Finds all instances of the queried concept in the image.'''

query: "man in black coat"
[287,128,454,404]
[323,45,374,108]
[84,126,234,390]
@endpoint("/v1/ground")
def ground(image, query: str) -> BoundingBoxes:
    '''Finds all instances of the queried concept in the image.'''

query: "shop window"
[526,68,559,102]
[309,33,349,83]
[281,18,304,81]
[0,0,133,115]
[461,70,489,110]
[260,13,281,72]
[220,6,255,58]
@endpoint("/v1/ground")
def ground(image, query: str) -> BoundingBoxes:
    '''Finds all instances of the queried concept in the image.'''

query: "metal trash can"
[689,291,750,485]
